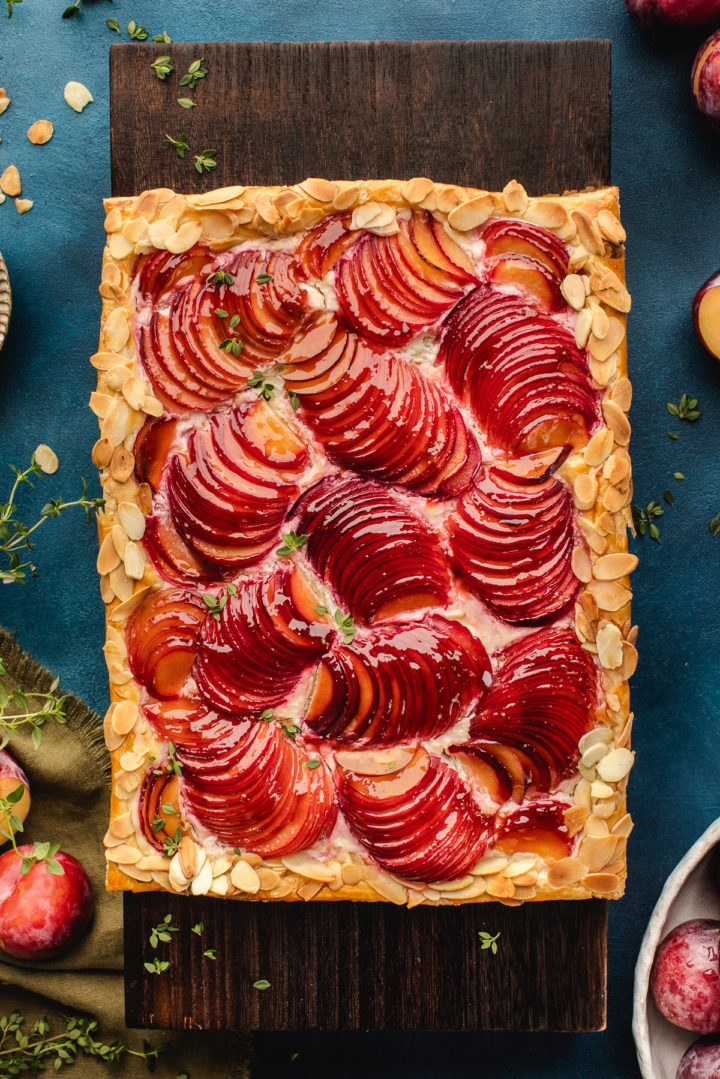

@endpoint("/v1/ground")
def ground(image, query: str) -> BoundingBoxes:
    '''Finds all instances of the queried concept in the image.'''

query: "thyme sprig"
[179,58,208,91]
[149,914,179,949]
[5,0,22,16]
[0,785,66,876]
[0,1013,166,1073]
[0,454,103,584]
[151,56,174,80]
[478,930,500,955]
[247,370,274,400]
[0,659,68,750]
[194,148,217,174]
[631,500,664,543]
[667,393,701,422]
[276,531,308,557]
[165,132,189,158]
[711,513,720,537]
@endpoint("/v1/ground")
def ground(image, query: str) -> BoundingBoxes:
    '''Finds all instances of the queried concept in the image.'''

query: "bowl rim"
[633,815,720,1079]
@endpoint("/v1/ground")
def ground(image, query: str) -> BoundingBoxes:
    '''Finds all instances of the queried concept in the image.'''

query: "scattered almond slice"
[0,89,9,116]
[34,444,59,475]
[27,120,54,145]
[0,165,21,197]
[64,81,94,113]
[15,198,33,215]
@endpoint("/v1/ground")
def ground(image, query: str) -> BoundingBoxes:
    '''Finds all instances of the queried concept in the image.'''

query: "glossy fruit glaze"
[125,209,604,882]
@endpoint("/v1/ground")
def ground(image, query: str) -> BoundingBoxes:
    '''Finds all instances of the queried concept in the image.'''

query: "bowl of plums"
[635,817,720,1078]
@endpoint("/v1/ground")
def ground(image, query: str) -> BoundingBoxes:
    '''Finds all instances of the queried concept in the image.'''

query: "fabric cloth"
[0,629,251,1078]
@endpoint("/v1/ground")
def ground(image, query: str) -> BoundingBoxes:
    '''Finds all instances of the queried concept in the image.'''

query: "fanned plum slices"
[163,399,308,570]
[496,799,573,863]
[447,459,580,624]
[336,745,494,883]
[194,564,332,715]
[143,698,247,754]
[138,769,184,853]
[336,211,476,345]
[287,326,480,497]
[126,587,206,699]
[179,721,337,857]
[294,476,452,624]
[135,246,314,414]
[296,214,356,277]
[304,614,491,746]
[451,628,597,803]
[482,218,569,313]
[438,286,600,455]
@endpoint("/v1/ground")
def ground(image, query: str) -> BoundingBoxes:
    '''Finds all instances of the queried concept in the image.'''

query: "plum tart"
[92,178,635,905]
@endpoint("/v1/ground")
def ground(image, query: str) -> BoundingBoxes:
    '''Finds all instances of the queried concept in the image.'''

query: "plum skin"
[692,270,720,361]
[626,0,720,25]
[693,31,720,129]
[0,845,93,960]
[0,749,31,841]
[677,1037,720,1079]
[651,919,720,1034]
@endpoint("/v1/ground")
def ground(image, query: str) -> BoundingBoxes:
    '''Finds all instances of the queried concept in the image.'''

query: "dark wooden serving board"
[113,39,611,1033]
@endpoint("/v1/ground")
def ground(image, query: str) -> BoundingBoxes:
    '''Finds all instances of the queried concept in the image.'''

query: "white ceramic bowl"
[0,251,10,351]
[634,816,720,1079]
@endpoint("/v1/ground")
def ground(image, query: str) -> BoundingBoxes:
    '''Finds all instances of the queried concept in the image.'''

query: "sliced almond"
[0,165,21,197]
[142,394,164,418]
[281,854,335,882]
[573,472,598,511]
[298,880,323,901]
[502,179,528,214]
[547,857,585,887]
[165,220,203,255]
[401,177,435,205]
[596,747,634,783]
[588,316,625,363]
[584,814,610,837]
[106,844,141,865]
[564,804,588,836]
[610,376,632,412]
[594,552,638,580]
[560,274,586,311]
[597,209,626,245]
[97,532,121,575]
[584,427,613,467]
[332,185,361,211]
[621,640,638,679]
[230,859,261,893]
[571,209,605,255]
[365,868,407,904]
[123,541,145,581]
[15,198,33,215]
[582,872,621,895]
[341,862,362,886]
[575,307,593,349]
[571,544,592,583]
[602,399,631,446]
[191,858,213,896]
[578,834,618,873]
[523,200,567,230]
[447,195,494,231]
[595,621,623,669]
[611,813,634,838]
[34,443,58,475]
[587,579,632,612]
[110,447,135,483]
[299,178,338,203]
[64,81,93,113]
[27,119,54,145]
[485,876,515,899]
[118,500,146,540]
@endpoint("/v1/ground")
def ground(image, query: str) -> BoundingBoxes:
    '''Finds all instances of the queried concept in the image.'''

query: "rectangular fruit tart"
[92,177,636,906]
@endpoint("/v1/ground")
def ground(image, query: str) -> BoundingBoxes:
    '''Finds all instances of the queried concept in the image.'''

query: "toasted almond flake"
[106,843,141,865]
[33,443,58,475]
[594,552,637,580]
[122,216,150,246]
[109,562,133,600]
[281,854,335,881]
[561,274,585,311]
[165,220,203,254]
[596,747,634,783]
[591,780,614,800]
[589,316,625,363]
[582,871,621,895]
[299,178,338,202]
[91,351,125,371]
[269,879,294,898]
[573,473,597,511]
[332,185,361,211]
[610,376,632,411]
[511,871,539,888]
[134,191,160,220]
[147,219,175,249]
[119,750,143,771]
[447,194,494,231]
[547,857,585,887]
[190,858,213,896]
[436,187,461,213]
[584,427,614,467]
[407,890,428,908]
[296,879,322,900]
[230,859,261,893]
[430,875,475,892]
[440,878,488,900]
[471,854,508,876]
[341,862,362,886]
[580,742,609,769]
[612,813,634,839]
[210,874,229,896]
[15,198,33,215]
[621,640,638,680]
[597,209,626,244]
[573,778,592,811]
[188,185,246,207]
[239,851,263,868]
[142,394,164,418]
[99,574,114,605]
[168,853,191,892]
[104,364,130,392]
[401,177,435,204]
[602,399,631,447]
[578,834,618,873]
[349,201,382,230]
[600,485,627,514]
[64,80,93,113]
[504,857,536,879]
[117,500,145,540]
[585,814,610,837]
[587,578,632,612]
[108,585,151,624]
[137,854,173,872]
[104,209,123,233]
[101,399,132,447]
[571,209,605,255]
[590,303,609,339]
[574,307,592,349]
[0,90,9,116]
[568,243,593,274]
[575,606,595,642]
[102,307,130,352]
[486,876,515,899]
[109,811,134,839]
[571,545,592,583]
[96,532,121,575]
[0,165,21,197]
[89,392,113,419]
[564,805,587,838]
[123,541,145,581]
[176,836,196,879]
[110,447,134,483]
[256,868,281,891]
[200,210,235,240]
[523,200,567,230]
[111,699,138,737]
[501,179,528,214]
[365,868,407,904]
[602,451,630,485]
[595,621,623,669]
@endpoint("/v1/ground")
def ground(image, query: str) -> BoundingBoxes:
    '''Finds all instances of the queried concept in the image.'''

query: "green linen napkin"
[0,629,251,1078]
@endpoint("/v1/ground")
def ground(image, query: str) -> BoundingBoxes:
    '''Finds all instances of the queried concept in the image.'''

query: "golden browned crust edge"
[94,179,634,906]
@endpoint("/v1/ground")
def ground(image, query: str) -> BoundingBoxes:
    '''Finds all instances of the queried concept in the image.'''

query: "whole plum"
[651,920,720,1034]
[0,845,93,960]
[677,1036,720,1078]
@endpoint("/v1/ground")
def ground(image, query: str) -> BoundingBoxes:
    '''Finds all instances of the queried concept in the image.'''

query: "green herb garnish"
[165,132,189,158]
[478,930,500,955]
[128,20,148,40]
[334,609,356,644]
[276,531,308,557]
[667,394,701,422]
[194,148,217,174]
[180,57,208,90]
[151,55,174,80]
[149,914,179,949]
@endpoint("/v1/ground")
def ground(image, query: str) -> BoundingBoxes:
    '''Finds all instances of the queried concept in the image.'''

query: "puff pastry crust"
[93,178,634,906]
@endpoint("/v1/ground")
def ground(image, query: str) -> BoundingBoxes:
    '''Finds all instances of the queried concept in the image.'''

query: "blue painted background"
[1,1,720,1075]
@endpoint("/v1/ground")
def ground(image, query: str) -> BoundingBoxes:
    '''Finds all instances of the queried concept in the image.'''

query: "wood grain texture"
[110,40,610,194]
[124,892,607,1031]
[113,39,611,1033]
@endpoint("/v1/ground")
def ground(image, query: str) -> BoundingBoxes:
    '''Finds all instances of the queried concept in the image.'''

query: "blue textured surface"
[1,1,720,1075]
